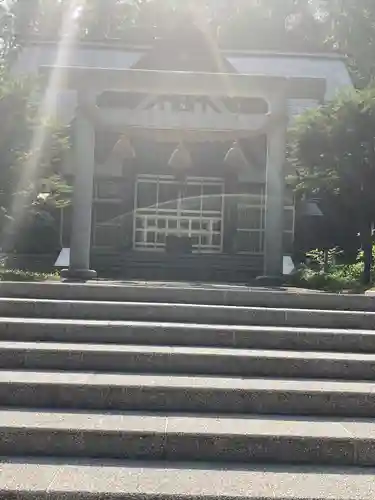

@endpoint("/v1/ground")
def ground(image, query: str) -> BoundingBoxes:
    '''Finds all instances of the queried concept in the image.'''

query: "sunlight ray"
[2,0,83,250]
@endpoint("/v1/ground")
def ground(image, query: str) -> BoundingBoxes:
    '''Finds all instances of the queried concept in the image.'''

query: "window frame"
[133,174,225,253]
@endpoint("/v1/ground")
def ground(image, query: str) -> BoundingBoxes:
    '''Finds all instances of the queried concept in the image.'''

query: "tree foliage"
[7,0,375,75]
[0,68,71,253]
[10,0,375,84]
[8,0,327,51]
[0,5,71,254]
[289,88,375,283]
[218,0,327,52]
[322,0,375,87]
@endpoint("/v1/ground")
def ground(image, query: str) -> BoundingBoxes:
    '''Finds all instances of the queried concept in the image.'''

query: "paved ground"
[89,279,324,294]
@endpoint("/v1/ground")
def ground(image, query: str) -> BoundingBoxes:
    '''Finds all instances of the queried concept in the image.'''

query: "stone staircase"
[1,282,375,499]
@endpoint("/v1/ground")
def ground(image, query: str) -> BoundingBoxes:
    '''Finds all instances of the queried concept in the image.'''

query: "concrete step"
[1,298,375,328]
[2,459,374,500]
[1,409,375,466]
[1,281,375,311]
[2,341,375,380]
[2,370,375,417]
[3,284,375,498]
[3,318,375,353]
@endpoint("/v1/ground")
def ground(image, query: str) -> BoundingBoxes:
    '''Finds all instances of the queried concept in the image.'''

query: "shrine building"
[13,26,352,282]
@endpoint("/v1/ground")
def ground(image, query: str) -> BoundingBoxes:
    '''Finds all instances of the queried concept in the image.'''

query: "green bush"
[289,247,375,292]
[289,267,363,292]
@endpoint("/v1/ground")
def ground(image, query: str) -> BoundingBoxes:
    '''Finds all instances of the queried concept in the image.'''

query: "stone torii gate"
[45,66,324,281]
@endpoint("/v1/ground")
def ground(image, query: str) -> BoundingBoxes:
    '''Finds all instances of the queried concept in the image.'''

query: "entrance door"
[133,174,224,253]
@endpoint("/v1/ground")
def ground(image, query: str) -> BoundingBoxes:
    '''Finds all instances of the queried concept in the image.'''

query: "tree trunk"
[361,220,373,285]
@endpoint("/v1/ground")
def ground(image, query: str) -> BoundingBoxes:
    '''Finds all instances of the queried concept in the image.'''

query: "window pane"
[133,176,224,253]
[212,234,221,247]
[147,218,157,228]
[181,183,201,211]
[202,184,222,211]
[236,231,264,253]
[159,182,178,210]
[136,218,145,229]
[157,233,166,244]
[94,226,120,247]
[135,231,144,243]
[94,204,123,224]
[212,220,222,232]
[147,232,156,243]
[238,206,264,230]
[137,181,157,209]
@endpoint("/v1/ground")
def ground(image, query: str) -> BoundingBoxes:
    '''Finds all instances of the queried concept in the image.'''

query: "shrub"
[289,247,375,292]
[0,259,59,282]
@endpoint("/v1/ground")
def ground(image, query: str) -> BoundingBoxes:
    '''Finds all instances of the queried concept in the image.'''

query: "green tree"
[0,68,71,253]
[322,0,375,86]
[289,87,375,284]
[0,1,72,255]
[9,0,328,52]
[218,0,327,52]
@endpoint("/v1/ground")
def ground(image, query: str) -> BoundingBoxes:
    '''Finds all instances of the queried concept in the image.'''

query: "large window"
[134,175,224,253]
[235,185,295,255]
[92,180,123,248]
[236,185,266,254]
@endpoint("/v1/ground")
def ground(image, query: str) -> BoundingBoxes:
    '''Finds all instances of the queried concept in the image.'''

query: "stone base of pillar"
[255,275,285,287]
[61,268,97,282]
